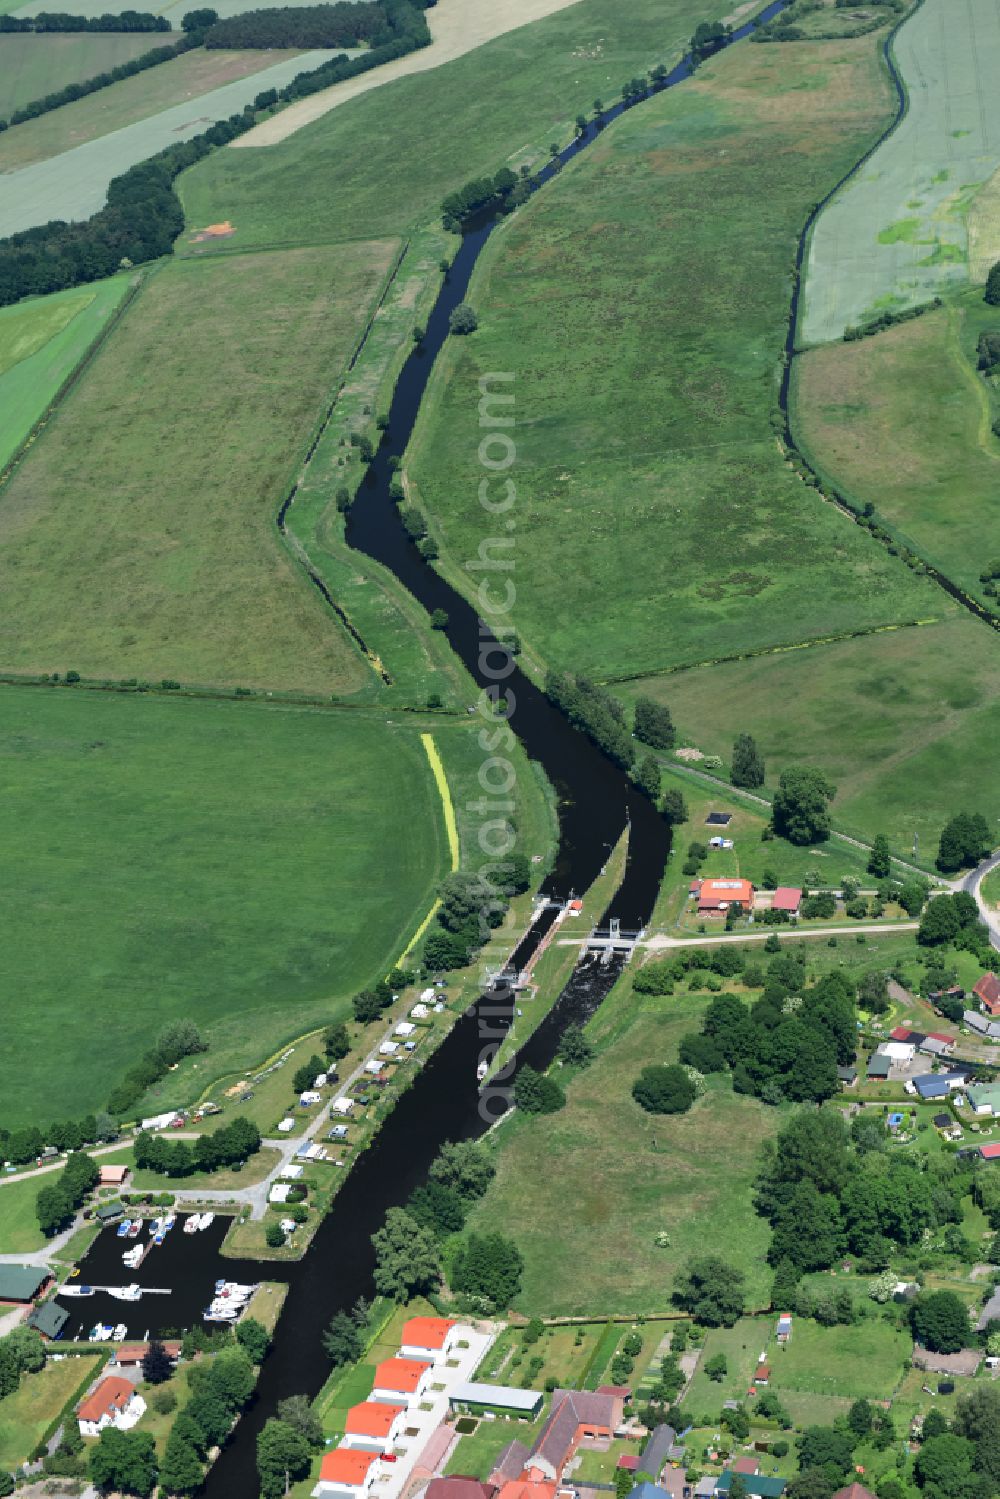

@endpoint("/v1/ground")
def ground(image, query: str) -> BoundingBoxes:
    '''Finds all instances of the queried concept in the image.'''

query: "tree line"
[420,859,531,973]
[0,0,433,309]
[0,9,170,30]
[203,0,384,50]
[133,1114,260,1177]
[36,1148,100,1236]
[0,33,195,134]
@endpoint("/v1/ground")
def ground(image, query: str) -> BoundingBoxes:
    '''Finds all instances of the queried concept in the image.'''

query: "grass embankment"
[0,32,157,117]
[981,867,1000,913]
[0,1171,50,1254]
[0,688,454,1126]
[793,296,1000,608]
[469,984,776,1316]
[405,33,935,683]
[629,614,1000,854]
[0,46,293,170]
[0,245,398,694]
[0,1355,102,1469]
[178,0,718,251]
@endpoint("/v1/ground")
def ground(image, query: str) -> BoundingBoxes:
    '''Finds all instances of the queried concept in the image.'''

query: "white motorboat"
[183,1214,200,1234]
[88,1323,114,1341]
[107,1284,142,1302]
[198,1212,214,1230]
[122,1246,143,1268]
[112,1323,128,1340]
[61,1285,94,1298]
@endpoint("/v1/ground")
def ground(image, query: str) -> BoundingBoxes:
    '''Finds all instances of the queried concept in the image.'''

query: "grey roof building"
[965,1010,1000,1039]
[28,1301,69,1339]
[639,1425,677,1480]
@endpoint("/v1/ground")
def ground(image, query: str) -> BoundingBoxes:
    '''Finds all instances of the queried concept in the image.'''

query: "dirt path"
[231,0,586,148]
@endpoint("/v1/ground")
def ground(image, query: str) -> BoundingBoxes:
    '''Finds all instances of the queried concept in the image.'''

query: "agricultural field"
[793,297,1000,605]
[0,275,132,471]
[0,32,157,117]
[0,1355,101,1469]
[0,687,454,1127]
[0,47,334,237]
[405,32,937,681]
[0,243,398,694]
[629,613,1000,852]
[801,0,1000,342]
[468,987,777,1316]
[178,0,717,250]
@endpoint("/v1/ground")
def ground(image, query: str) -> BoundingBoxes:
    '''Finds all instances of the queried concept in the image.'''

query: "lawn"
[128,1146,281,1192]
[801,0,1000,341]
[793,296,1000,606]
[0,275,132,472]
[685,1318,770,1421]
[0,46,300,172]
[179,0,717,251]
[0,687,452,1127]
[768,1318,911,1400]
[0,32,157,118]
[444,1414,548,1480]
[0,1355,101,1469]
[468,987,777,1316]
[0,244,398,695]
[0,1170,49,1254]
[406,33,935,682]
[628,614,1000,853]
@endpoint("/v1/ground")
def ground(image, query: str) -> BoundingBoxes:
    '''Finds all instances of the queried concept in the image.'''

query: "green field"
[794,297,1000,605]
[178,0,717,251]
[628,614,1000,852]
[405,33,936,681]
[0,276,132,471]
[468,986,777,1316]
[0,1356,101,1469]
[0,687,453,1127]
[0,244,399,695]
[801,0,1000,341]
[768,1318,911,1400]
[0,1170,50,1253]
[0,45,292,171]
[0,32,157,117]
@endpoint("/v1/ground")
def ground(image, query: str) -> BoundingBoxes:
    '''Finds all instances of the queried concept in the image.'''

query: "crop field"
[801,0,1000,343]
[0,687,453,1127]
[793,298,1000,605]
[468,988,776,1316]
[0,47,334,237]
[405,34,937,680]
[178,0,717,250]
[0,275,132,471]
[0,32,157,116]
[0,45,297,172]
[0,243,398,694]
[628,613,1000,852]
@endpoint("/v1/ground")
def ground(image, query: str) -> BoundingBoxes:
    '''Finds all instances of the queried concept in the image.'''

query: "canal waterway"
[69,10,789,1489]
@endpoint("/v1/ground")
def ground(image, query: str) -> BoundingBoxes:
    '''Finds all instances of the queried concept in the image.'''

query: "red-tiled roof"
[889,1027,913,1041]
[401,1316,455,1350]
[771,888,802,911]
[754,1366,771,1382]
[346,1402,405,1438]
[975,974,1000,1011]
[374,1357,430,1393]
[78,1376,134,1423]
[617,1456,639,1471]
[114,1342,181,1364]
[319,1449,380,1485]
[927,1032,954,1044]
[734,1458,760,1474]
[697,878,754,908]
[980,1143,1000,1160]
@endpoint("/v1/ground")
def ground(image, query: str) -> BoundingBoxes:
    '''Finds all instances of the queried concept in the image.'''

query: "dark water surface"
[72,12,789,1489]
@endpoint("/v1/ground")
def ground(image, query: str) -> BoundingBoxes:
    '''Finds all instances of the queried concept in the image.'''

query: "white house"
[877,1041,916,1064]
[78,1377,146,1439]
[371,1357,432,1404]
[341,1401,407,1452]
[399,1316,460,1364]
[313,1447,382,1497]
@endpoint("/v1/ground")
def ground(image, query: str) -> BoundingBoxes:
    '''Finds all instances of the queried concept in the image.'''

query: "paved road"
[964,850,1000,953]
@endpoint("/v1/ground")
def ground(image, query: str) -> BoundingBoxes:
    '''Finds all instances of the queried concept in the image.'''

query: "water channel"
[65,11,788,1488]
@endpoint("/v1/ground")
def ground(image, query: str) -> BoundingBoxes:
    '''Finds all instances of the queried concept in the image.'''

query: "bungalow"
[771,888,802,916]
[866,1055,892,1081]
[28,1301,69,1340]
[313,1448,381,1497]
[697,879,755,916]
[112,1342,181,1369]
[77,1376,146,1438]
[94,1201,124,1224]
[837,1065,858,1088]
[371,1357,432,1404]
[912,1075,949,1101]
[400,1315,458,1362]
[975,974,1000,1017]
[0,1265,51,1304]
[920,1035,955,1058]
[716,1472,785,1499]
[877,1040,915,1064]
[98,1164,129,1188]
[964,1011,1000,1039]
[968,1083,1000,1117]
[342,1402,406,1452]
[752,1364,770,1387]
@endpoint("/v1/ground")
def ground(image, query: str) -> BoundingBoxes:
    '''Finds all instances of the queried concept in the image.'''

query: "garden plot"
[0,48,335,237]
[801,0,1000,343]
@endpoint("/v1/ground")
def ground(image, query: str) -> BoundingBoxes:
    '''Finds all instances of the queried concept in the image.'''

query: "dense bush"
[632,1063,696,1115]
[134,1115,260,1176]
[547,671,633,770]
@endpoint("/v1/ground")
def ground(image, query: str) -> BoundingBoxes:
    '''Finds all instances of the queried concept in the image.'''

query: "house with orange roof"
[696,878,754,916]
[372,1356,432,1404]
[401,1315,459,1362]
[343,1401,407,1452]
[313,1447,381,1497]
[77,1375,146,1438]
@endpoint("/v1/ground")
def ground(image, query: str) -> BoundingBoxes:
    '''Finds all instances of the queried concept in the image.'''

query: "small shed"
[449,1381,544,1417]
[772,888,802,915]
[866,1055,892,1080]
[28,1301,69,1340]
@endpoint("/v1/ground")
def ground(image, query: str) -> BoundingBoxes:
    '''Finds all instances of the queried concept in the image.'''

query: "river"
[80,9,786,1490]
